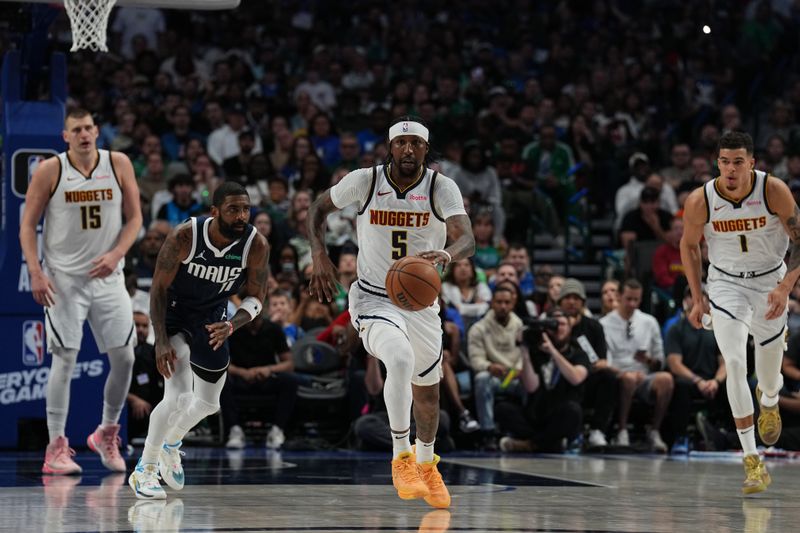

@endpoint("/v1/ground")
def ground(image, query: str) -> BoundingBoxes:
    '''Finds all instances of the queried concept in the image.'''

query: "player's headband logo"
[389,121,429,143]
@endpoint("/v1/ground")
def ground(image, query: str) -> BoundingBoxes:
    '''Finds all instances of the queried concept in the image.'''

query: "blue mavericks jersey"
[168,216,256,312]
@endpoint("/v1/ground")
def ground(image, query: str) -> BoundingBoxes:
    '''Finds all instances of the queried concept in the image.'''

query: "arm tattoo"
[150,227,190,342]
[444,214,476,261]
[786,206,800,271]
[308,190,339,254]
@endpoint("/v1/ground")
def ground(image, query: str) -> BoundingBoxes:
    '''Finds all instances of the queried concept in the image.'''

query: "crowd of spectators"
[8,0,800,453]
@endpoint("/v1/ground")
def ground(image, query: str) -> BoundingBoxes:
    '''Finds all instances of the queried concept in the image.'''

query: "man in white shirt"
[599,278,673,452]
[207,104,263,166]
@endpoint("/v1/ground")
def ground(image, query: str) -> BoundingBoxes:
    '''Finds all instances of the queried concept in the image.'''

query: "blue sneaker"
[128,459,166,500]
[670,436,690,455]
[159,441,185,490]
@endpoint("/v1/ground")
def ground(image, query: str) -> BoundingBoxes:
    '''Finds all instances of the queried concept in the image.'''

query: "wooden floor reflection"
[0,447,793,532]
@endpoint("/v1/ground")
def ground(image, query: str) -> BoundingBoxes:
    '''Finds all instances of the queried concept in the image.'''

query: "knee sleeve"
[755,338,785,399]
[102,345,135,425]
[365,323,414,432]
[46,347,79,438]
[713,316,753,418]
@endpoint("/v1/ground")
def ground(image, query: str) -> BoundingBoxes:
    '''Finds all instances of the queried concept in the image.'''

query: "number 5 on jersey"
[80,205,101,229]
[391,230,407,259]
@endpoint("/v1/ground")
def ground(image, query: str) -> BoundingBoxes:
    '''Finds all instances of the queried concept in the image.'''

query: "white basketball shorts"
[348,282,443,386]
[43,267,134,353]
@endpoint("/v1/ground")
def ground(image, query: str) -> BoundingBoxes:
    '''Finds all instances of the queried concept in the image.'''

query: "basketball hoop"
[0,0,241,53]
[63,0,117,52]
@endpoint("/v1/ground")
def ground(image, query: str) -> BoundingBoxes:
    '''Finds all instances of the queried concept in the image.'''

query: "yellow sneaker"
[391,452,429,500]
[755,386,782,446]
[418,454,451,509]
[742,454,771,495]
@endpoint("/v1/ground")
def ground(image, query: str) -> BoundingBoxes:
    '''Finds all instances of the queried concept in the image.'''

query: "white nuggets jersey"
[330,164,467,291]
[43,150,124,275]
[703,170,788,273]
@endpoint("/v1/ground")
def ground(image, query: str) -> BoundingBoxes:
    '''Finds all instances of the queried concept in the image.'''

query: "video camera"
[521,316,559,346]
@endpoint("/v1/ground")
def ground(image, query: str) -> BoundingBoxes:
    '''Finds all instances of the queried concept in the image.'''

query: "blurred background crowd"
[3,0,800,455]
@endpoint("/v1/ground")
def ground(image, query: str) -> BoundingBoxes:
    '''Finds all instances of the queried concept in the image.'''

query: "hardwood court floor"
[0,447,794,532]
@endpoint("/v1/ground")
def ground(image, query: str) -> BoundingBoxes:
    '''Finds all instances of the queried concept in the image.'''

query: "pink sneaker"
[43,436,82,475]
[87,425,126,472]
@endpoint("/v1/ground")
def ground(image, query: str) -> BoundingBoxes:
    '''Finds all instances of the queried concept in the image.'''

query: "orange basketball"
[385,256,441,311]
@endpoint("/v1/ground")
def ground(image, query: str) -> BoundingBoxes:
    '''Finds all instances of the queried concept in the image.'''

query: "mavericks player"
[20,108,142,474]
[129,182,269,499]
[681,131,798,494]
[308,116,474,509]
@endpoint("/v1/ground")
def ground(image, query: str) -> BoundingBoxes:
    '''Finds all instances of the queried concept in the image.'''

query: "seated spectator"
[441,258,492,331]
[331,248,358,314]
[538,275,565,317]
[129,225,166,291]
[161,104,204,162]
[222,130,260,183]
[468,287,526,450]
[599,279,672,452]
[660,143,693,190]
[614,151,652,233]
[600,279,621,317]
[494,267,536,319]
[497,310,590,453]
[127,310,163,440]
[155,174,204,227]
[652,216,684,292]
[268,289,302,346]
[471,210,502,277]
[293,296,334,332]
[452,140,506,240]
[436,296,479,434]
[221,313,297,450]
[497,243,535,298]
[619,186,673,261]
[558,278,615,449]
[666,286,729,453]
[522,123,576,222]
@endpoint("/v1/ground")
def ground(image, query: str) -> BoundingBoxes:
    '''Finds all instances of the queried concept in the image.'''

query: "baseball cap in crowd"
[628,152,650,169]
[558,278,586,302]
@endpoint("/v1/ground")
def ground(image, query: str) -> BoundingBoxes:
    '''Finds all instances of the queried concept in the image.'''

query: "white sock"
[392,428,411,458]
[760,390,779,408]
[415,438,435,463]
[737,426,758,455]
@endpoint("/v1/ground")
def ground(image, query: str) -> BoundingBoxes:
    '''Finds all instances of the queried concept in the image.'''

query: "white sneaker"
[588,429,608,448]
[648,429,668,453]
[225,425,246,449]
[266,425,285,450]
[613,429,630,447]
[159,441,185,490]
[128,459,166,500]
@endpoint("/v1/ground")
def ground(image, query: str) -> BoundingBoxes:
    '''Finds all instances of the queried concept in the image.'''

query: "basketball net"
[63,0,118,52]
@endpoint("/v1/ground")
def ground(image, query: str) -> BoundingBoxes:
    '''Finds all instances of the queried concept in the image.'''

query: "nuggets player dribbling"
[309,116,475,508]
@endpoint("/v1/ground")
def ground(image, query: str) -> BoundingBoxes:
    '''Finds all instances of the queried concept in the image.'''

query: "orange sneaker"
[391,451,429,500]
[417,509,451,532]
[418,454,451,509]
[87,424,126,472]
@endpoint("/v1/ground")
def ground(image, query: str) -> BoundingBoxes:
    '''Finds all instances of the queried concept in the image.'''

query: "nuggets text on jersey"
[369,209,430,228]
[711,216,767,233]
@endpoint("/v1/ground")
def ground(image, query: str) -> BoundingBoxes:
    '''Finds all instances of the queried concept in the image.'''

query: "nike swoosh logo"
[377,191,392,196]
[714,206,724,211]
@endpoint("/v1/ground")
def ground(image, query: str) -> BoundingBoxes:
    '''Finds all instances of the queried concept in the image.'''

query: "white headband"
[389,121,429,142]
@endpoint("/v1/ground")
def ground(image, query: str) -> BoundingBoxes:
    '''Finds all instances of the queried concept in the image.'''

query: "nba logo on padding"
[22,321,44,366]
[402,122,408,132]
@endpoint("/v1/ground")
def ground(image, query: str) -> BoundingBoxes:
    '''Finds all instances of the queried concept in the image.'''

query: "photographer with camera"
[468,286,526,450]
[557,278,617,449]
[496,310,591,453]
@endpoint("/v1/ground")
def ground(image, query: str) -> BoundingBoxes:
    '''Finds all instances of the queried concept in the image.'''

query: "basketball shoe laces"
[54,441,78,464]
[743,455,764,482]
[163,444,185,470]
[419,462,444,491]
[396,457,422,485]
[760,410,779,436]
[100,430,123,462]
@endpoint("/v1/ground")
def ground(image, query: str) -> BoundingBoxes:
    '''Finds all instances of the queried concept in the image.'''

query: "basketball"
[385,256,441,311]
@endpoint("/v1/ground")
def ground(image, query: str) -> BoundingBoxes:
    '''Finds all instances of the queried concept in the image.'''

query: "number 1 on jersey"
[391,230,408,259]
[739,234,748,252]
